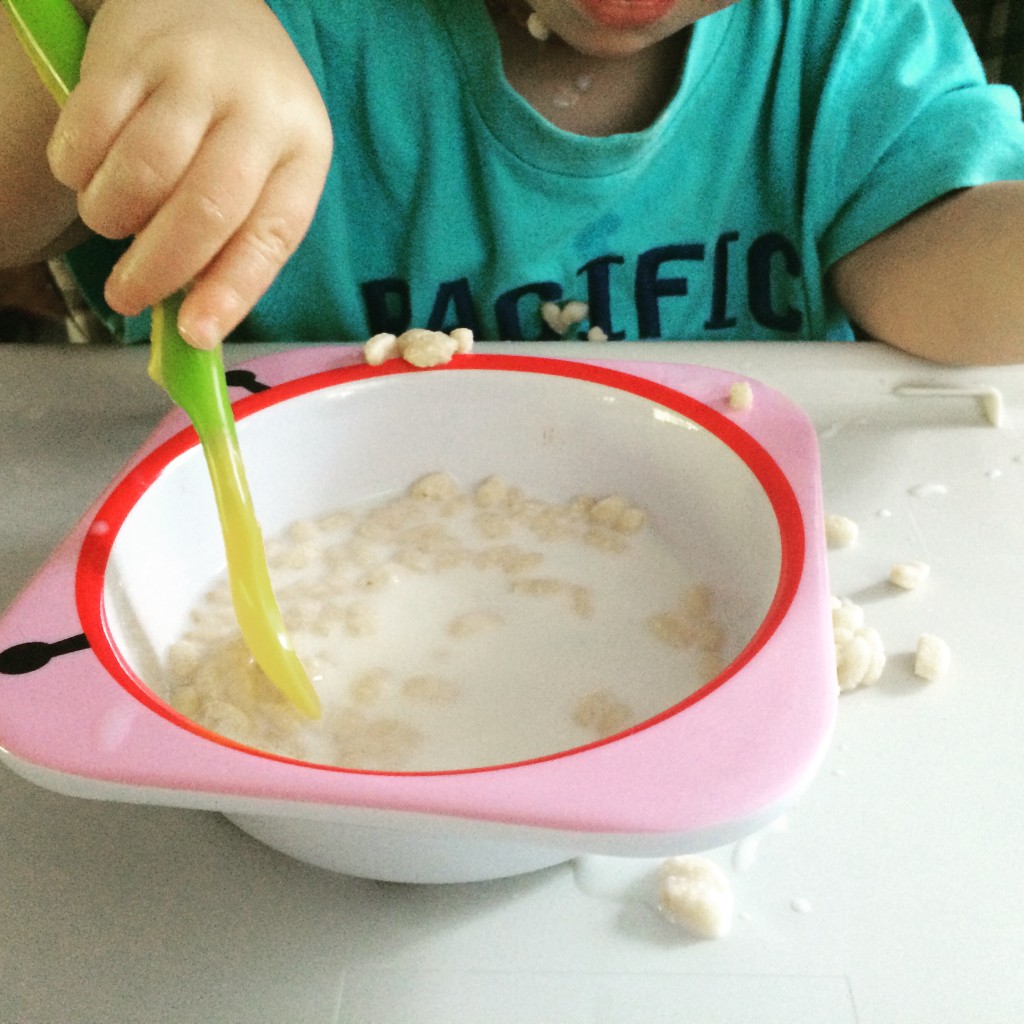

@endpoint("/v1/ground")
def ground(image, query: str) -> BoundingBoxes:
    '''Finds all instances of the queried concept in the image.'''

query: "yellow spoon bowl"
[3,0,321,717]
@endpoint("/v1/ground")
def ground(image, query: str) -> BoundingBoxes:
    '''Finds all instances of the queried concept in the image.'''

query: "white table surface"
[1,340,1022,1023]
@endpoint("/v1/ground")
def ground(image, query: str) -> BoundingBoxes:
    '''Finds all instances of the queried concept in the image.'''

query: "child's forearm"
[2,0,332,348]
[831,181,1024,366]
[0,10,80,266]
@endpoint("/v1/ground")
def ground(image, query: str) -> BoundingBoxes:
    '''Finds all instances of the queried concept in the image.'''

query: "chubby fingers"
[52,72,218,242]
[99,106,330,342]
[163,143,331,349]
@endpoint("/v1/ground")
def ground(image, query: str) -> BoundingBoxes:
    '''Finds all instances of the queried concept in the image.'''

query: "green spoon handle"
[1,0,86,105]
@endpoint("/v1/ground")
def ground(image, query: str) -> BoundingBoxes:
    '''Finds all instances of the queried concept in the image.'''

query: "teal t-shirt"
[68,0,1024,342]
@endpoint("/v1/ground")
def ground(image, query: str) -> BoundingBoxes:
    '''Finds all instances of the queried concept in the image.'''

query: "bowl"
[0,351,836,882]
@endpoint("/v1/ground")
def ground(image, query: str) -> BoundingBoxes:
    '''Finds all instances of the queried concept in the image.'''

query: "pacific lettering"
[359,229,805,340]
[634,243,705,338]
[748,232,803,333]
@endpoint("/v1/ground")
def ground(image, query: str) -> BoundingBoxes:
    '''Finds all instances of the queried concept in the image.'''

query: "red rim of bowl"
[76,355,805,776]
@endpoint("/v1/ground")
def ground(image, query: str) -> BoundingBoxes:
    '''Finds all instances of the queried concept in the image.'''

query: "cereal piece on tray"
[889,560,931,590]
[832,597,886,692]
[658,856,734,939]
[914,633,951,681]
[824,513,859,549]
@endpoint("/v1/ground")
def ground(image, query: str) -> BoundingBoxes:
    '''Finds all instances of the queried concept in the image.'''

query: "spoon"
[3,0,321,717]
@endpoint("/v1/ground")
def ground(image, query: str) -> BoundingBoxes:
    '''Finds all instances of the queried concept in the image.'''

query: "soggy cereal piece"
[352,517,394,543]
[474,511,515,540]
[658,856,734,939]
[503,485,527,514]
[649,585,724,654]
[355,565,400,592]
[364,497,425,532]
[437,494,471,518]
[287,519,319,544]
[448,610,504,637]
[345,537,391,569]
[283,541,318,570]
[449,327,474,354]
[472,545,544,574]
[568,494,597,517]
[396,328,459,367]
[889,560,931,590]
[332,712,423,770]
[344,601,379,637]
[363,332,400,365]
[474,475,509,507]
[510,576,567,597]
[527,505,576,541]
[584,527,629,553]
[394,545,434,573]
[409,471,461,502]
[283,596,322,632]
[349,668,389,707]
[317,509,355,533]
[263,536,289,566]
[202,699,253,743]
[693,620,726,654]
[614,504,646,534]
[914,633,951,681]
[188,594,237,628]
[648,610,699,649]
[570,585,595,619]
[169,682,203,719]
[728,380,754,411]
[398,521,454,547]
[402,674,460,705]
[825,514,859,548]
[166,640,201,682]
[572,690,633,738]
[680,584,715,619]
[589,494,629,526]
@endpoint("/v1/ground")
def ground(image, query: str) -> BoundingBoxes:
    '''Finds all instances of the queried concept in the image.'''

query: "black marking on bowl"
[224,369,270,394]
[0,634,91,675]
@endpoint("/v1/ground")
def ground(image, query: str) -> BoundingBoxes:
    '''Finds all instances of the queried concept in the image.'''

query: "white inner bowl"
[101,364,783,772]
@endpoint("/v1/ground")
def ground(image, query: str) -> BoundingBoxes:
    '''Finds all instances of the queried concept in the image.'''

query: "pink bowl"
[0,352,835,881]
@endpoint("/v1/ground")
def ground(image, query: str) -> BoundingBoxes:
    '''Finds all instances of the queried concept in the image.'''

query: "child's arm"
[0,0,332,348]
[0,0,99,265]
[830,180,1024,365]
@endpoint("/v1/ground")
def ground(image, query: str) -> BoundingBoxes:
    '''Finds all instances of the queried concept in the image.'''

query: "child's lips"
[577,0,677,30]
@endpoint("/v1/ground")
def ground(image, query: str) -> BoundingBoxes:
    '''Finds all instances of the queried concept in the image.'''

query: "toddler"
[2,0,1024,362]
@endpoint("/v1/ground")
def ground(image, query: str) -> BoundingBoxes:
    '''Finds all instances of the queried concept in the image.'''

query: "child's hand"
[47,0,333,347]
